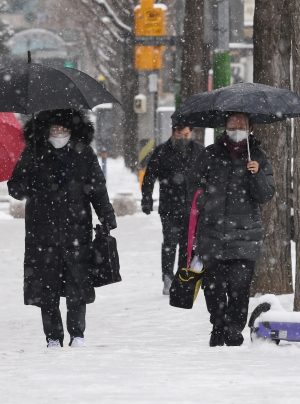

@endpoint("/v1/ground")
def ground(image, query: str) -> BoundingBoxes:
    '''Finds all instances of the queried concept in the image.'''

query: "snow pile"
[250,336,300,354]
[257,294,285,311]
[253,294,300,324]
[105,156,159,205]
[0,211,13,220]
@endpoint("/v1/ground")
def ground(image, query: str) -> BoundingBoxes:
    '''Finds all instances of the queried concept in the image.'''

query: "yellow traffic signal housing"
[134,0,167,70]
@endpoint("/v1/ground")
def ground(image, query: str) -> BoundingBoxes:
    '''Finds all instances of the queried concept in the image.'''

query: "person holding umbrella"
[8,109,117,348]
[188,112,275,346]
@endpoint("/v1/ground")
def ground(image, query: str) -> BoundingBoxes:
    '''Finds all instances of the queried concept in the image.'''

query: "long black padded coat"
[141,138,204,216]
[188,134,275,261]
[7,110,116,307]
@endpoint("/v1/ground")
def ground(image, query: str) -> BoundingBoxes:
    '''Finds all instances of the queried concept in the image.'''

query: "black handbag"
[92,224,121,287]
[169,190,205,309]
[169,265,205,309]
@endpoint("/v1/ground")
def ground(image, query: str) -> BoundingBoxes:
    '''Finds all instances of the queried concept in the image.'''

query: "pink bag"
[187,189,202,268]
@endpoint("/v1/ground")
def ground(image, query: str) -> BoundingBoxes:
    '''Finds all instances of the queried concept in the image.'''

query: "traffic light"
[134,0,167,70]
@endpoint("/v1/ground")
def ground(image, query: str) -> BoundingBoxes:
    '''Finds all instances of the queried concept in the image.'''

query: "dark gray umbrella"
[172,82,300,128]
[0,52,120,164]
[0,55,120,114]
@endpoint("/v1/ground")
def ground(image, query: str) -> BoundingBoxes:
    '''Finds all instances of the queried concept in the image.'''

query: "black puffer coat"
[8,110,116,307]
[142,138,204,216]
[188,134,275,261]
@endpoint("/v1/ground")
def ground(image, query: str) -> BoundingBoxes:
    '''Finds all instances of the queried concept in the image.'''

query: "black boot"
[224,327,244,346]
[209,325,225,347]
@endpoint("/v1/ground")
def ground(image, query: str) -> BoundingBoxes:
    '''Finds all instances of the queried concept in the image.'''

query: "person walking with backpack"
[8,109,116,348]
[141,125,204,295]
[188,113,275,347]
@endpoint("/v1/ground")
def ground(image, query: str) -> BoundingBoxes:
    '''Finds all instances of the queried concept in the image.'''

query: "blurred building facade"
[0,0,95,74]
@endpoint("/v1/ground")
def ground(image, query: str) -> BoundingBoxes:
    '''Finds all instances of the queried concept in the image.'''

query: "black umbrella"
[172,82,300,128]
[0,53,120,114]
[0,52,120,164]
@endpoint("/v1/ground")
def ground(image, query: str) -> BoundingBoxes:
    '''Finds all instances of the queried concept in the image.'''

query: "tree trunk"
[292,1,300,310]
[121,32,139,171]
[180,0,210,144]
[119,2,139,171]
[251,0,293,295]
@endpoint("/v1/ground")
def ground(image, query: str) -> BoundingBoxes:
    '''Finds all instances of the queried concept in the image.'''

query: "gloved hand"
[141,196,153,215]
[107,219,117,230]
[103,212,117,230]
[142,204,152,215]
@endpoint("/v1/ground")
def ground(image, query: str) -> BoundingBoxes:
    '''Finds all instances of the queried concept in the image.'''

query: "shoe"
[224,332,244,346]
[47,339,61,348]
[162,274,174,295]
[69,337,87,348]
[209,325,225,347]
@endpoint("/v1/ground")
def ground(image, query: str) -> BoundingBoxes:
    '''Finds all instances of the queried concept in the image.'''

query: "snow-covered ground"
[0,158,300,404]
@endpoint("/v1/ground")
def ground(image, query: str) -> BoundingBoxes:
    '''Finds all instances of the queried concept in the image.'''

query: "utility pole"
[134,0,167,186]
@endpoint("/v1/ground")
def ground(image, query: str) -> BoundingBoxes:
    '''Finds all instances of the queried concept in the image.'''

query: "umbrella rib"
[211,89,220,129]
[260,89,274,117]
[0,142,15,159]
[56,66,120,106]
[277,91,294,118]
[50,67,92,109]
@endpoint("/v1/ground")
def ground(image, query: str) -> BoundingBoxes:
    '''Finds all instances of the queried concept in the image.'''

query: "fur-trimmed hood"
[23,109,94,149]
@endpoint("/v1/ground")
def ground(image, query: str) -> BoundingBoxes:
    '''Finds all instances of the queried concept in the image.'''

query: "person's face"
[226,114,252,133]
[172,127,192,139]
[49,125,71,137]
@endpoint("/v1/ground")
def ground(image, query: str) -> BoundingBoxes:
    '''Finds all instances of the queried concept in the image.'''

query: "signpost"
[134,0,167,186]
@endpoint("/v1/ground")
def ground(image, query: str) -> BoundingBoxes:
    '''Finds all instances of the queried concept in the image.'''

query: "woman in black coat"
[188,113,275,347]
[8,109,116,348]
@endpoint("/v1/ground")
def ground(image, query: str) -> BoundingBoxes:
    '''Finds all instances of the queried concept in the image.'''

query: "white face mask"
[226,129,248,143]
[48,133,71,149]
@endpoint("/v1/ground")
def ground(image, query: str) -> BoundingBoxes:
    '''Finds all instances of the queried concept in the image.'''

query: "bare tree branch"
[85,0,132,32]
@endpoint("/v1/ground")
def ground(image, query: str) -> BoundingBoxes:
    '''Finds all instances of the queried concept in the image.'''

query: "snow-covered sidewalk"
[0,158,300,403]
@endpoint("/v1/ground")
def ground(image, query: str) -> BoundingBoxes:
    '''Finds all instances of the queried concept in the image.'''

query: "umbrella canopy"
[0,61,120,114]
[172,82,300,128]
[0,112,24,182]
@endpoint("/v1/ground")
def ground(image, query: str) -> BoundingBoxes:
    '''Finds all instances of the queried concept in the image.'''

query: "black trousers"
[160,214,189,279]
[41,261,86,346]
[202,259,255,334]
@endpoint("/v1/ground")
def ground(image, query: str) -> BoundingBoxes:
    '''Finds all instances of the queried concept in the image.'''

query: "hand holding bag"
[169,190,205,309]
[92,224,122,287]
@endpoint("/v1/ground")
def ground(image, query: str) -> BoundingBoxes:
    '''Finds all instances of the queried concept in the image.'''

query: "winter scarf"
[223,132,247,159]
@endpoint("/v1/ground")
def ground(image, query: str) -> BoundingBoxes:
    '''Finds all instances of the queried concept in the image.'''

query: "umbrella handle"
[27,53,37,168]
[32,113,38,168]
[244,114,254,173]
